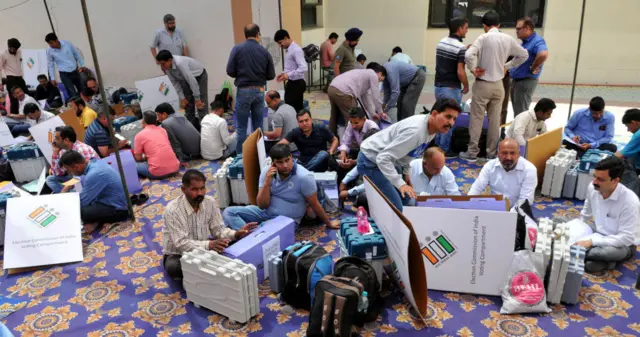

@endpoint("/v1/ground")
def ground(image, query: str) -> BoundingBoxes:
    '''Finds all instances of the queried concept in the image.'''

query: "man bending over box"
[162,170,257,280]
[223,144,339,229]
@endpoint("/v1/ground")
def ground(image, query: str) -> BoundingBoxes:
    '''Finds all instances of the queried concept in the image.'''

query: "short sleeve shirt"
[151,28,186,56]
[84,119,112,155]
[334,42,356,74]
[285,125,335,163]
[622,130,640,169]
[258,163,317,223]
[78,106,98,128]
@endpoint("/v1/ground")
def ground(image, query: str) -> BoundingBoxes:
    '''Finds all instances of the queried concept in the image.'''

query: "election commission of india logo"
[27,57,35,69]
[421,231,457,267]
[158,82,170,96]
[27,205,59,228]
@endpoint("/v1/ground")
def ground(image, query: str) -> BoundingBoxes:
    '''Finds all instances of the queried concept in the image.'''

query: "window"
[429,0,545,28]
[302,0,323,29]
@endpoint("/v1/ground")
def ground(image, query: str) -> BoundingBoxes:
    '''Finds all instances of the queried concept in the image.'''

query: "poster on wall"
[29,116,66,165]
[135,76,180,112]
[3,193,83,269]
[22,49,48,87]
[403,206,517,296]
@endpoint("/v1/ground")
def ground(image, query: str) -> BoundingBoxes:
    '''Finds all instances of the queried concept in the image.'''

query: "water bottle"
[356,206,370,234]
[358,291,369,313]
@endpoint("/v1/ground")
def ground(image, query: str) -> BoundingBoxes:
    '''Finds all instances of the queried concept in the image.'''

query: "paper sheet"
[0,122,15,147]
[562,136,579,146]
[566,218,594,245]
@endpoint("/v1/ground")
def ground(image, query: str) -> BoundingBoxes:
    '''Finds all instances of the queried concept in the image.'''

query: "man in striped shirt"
[162,170,258,280]
[84,107,129,157]
[48,126,99,193]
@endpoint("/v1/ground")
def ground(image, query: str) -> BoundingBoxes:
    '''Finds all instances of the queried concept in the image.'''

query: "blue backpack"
[281,242,333,309]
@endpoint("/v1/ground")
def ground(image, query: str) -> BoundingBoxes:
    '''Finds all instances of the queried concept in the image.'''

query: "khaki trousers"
[328,86,356,135]
[469,80,504,158]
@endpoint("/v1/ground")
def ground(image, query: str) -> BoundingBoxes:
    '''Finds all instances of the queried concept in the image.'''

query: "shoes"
[459,151,477,162]
[445,151,458,159]
[130,193,149,206]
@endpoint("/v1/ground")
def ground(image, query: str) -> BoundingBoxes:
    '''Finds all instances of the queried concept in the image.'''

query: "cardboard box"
[223,215,296,283]
[416,195,508,211]
[242,129,267,205]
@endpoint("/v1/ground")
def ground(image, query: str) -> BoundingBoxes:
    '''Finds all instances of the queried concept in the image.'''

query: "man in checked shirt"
[48,126,99,193]
[162,170,258,280]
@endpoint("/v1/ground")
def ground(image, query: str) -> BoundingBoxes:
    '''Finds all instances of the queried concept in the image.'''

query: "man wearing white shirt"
[4,87,35,126]
[390,47,413,65]
[469,138,537,204]
[409,147,460,196]
[570,157,639,273]
[200,100,236,161]
[12,102,54,136]
[506,98,555,146]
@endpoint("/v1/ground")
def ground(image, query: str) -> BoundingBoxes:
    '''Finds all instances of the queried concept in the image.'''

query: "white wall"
[0,0,238,94]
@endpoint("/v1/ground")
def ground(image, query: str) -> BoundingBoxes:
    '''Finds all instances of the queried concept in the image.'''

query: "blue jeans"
[301,151,329,172]
[136,162,178,180]
[434,86,463,152]
[223,205,275,230]
[356,152,413,212]
[235,88,265,154]
[11,123,31,137]
[45,174,73,193]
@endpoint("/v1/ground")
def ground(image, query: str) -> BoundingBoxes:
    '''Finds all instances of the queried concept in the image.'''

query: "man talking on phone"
[224,144,339,229]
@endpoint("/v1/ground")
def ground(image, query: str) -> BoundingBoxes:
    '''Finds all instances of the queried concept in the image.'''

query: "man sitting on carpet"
[48,126,99,193]
[223,144,338,229]
[59,150,129,232]
[333,107,379,177]
[569,157,639,273]
[84,107,129,157]
[11,103,56,136]
[563,96,616,157]
[134,111,180,179]
[468,138,537,205]
[69,96,98,129]
[264,90,297,153]
[279,110,339,172]
[163,170,257,280]
[200,100,236,161]
[408,147,460,196]
[505,98,555,146]
[156,102,201,164]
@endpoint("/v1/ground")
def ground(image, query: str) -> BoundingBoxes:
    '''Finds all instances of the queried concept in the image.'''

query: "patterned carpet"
[0,156,639,337]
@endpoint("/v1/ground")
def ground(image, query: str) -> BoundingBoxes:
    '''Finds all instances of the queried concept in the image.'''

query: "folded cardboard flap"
[58,109,85,142]
[242,129,263,206]
[364,176,428,318]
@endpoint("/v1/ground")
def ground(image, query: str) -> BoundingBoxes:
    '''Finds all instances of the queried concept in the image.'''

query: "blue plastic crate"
[113,116,138,132]
[342,228,387,260]
[578,149,612,173]
[340,216,374,238]
[0,192,13,211]
[227,155,244,179]
[6,143,42,161]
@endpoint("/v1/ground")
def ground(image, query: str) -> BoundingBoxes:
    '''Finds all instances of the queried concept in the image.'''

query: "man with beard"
[569,157,639,273]
[223,144,339,229]
[150,14,188,62]
[334,28,363,76]
[162,170,258,280]
[85,78,113,109]
[0,38,26,116]
[357,98,462,211]
[468,138,537,205]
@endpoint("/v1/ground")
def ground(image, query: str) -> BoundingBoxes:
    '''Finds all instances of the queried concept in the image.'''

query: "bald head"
[244,23,260,39]
[422,147,446,177]
[265,90,281,110]
[498,138,520,171]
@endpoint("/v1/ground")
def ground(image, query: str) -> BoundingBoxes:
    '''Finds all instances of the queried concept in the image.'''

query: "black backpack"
[333,257,383,325]
[303,44,320,63]
[450,127,488,158]
[281,242,334,310]
[307,276,363,337]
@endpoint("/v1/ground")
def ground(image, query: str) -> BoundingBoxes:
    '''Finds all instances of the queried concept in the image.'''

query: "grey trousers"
[397,69,427,121]
[585,245,635,273]
[510,77,538,117]
[181,68,209,126]
[469,79,504,158]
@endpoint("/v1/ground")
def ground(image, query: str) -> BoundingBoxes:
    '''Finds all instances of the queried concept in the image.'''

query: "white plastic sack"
[500,250,551,315]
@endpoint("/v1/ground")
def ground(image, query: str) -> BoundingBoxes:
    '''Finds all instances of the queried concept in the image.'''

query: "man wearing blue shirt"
[223,144,338,229]
[616,108,640,172]
[380,60,426,122]
[563,96,617,157]
[59,150,129,232]
[45,33,86,98]
[84,108,129,158]
[510,17,548,116]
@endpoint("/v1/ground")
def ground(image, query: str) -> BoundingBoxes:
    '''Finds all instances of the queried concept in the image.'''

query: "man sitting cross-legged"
[408,147,460,196]
[279,109,339,172]
[162,170,258,280]
[134,110,180,179]
[48,126,99,193]
[223,144,339,229]
[59,150,129,233]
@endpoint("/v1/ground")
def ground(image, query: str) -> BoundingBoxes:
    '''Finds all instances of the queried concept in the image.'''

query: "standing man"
[320,32,339,91]
[409,147,460,196]
[274,30,307,113]
[150,14,188,63]
[264,90,298,153]
[357,98,461,211]
[434,17,469,155]
[334,28,363,77]
[0,38,26,116]
[156,50,208,130]
[226,23,276,154]
[45,33,86,98]
[461,11,528,162]
[390,46,413,65]
[468,138,537,205]
[381,60,426,122]
[505,98,555,146]
[510,17,548,116]
[616,109,640,171]
[570,157,639,273]
[563,96,616,157]
[328,65,386,135]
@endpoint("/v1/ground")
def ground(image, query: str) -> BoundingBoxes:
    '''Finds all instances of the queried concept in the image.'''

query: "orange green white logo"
[158,82,170,96]
[28,205,59,228]
[421,231,457,267]
[26,57,35,69]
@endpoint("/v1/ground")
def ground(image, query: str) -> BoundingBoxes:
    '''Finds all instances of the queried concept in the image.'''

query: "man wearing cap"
[0,38,26,116]
[334,28,362,77]
[150,14,188,63]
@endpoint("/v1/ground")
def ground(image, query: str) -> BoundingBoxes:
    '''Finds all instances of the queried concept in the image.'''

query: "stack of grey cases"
[181,249,260,323]
[118,120,143,145]
[541,148,576,198]
[213,157,233,208]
